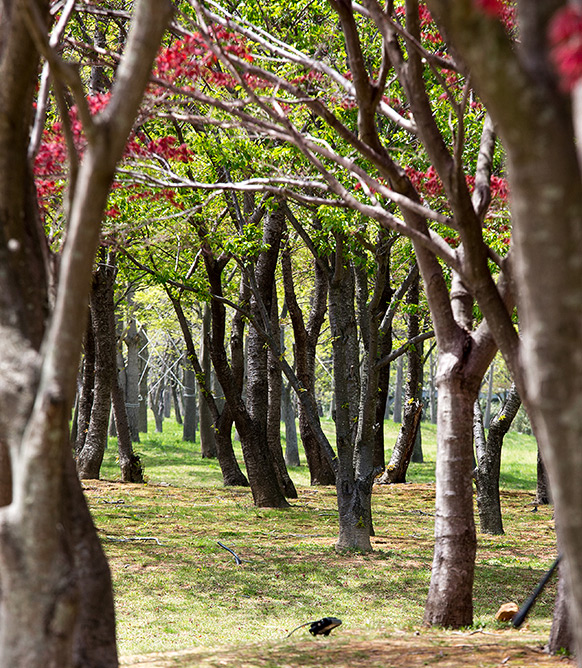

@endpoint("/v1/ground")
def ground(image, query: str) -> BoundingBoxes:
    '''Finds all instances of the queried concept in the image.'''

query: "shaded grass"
[91,416,554,661]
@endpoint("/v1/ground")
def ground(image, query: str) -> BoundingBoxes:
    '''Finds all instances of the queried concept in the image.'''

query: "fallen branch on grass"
[105,536,162,545]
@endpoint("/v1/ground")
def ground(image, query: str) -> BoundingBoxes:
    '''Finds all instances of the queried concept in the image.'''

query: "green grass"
[91,415,554,660]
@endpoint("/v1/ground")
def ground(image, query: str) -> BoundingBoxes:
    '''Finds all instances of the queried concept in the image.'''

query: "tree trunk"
[123,302,141,442]
[423,372,478,626]
[378,400,422,484]
[393,356,404,423]
[168,292,248,487]
[76,260,116,479]
[150,379,164,433]
[474,383,521,535]
[112,371,144,483]
[536,447,551,505]
[281,229,335,485]
[282,377,300,467]
[0,2,171,664]
[138,327,149,433]
[199,304,217,458]
[203,212,288,507]
[182,362,197,442]
[242,206,290,506]
[549,564,574,656]
[75,311,96,456]
[384,276,424,481]
[267,292,297,497]
[329,240,370,552]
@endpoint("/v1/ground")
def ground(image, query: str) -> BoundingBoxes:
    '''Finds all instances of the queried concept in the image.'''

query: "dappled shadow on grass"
[120,631,572,668]
[83,479,560,657]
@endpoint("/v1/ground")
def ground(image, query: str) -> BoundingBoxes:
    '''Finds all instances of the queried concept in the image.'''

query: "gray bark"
[182,363,197,443]
[0,2,172,665]
[473,383,521,535]
[199,304,217,457]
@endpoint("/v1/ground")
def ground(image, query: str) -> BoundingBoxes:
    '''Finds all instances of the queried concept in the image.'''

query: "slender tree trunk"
[138,327,149,433]
[0,441,12,507]
[536,447,551,505]
[281,230,335,485]
[199,304,217,458]
[75,311,95,456]
[474,383,521,535]
[383,276,423,481]
[150,379,164,433]
[282,378,300,467]
[168,292,248,487]
[112,372,144,483]
[182,362,197,442]
[393,357,403,423]
[124,300,141,442]
[77,260,116,479]
[267,292,297,497]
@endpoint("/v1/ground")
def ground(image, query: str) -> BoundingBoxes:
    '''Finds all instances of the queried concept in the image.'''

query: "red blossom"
[474,0,505,18]
[549,5,582,91]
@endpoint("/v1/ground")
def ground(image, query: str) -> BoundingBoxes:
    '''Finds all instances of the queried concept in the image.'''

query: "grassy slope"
[88,418,559,661]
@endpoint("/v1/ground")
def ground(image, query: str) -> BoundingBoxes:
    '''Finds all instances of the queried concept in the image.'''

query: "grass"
[87,416,564,667]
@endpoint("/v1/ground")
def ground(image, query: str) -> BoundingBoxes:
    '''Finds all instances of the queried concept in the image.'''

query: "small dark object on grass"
[217,541,243,565]
[286,617,342,638]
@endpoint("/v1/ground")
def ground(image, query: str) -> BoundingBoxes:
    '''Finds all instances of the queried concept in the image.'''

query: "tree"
[423,0,582,657]
[0,1,172,665]
[473,382,521,535]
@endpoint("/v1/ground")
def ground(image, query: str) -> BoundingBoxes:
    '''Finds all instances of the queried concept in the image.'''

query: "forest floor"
[88,420,571,667]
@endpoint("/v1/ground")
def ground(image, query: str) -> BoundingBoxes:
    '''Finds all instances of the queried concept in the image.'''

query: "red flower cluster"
[405,165,443,197]
[549,5,582,91]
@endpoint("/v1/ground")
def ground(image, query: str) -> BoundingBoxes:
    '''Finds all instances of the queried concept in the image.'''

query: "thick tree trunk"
[242,206,290,506]
[0,3,171,665]
[549,565,574,656]
[329,242,370,551]
[204,212,288,507]
[423,373,478,627]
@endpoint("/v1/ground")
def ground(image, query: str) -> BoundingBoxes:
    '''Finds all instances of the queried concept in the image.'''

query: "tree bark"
[203,215,287,506]
[267,291,297,497]
[76,260,116,480]
[549,564,574,656]
[474,383,521,535]
[423,370,478,626]
[199,304,217,458]
[182,362,197,442]
[0,2,172,665]
[281,226,335,485]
